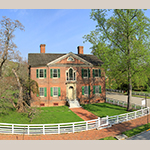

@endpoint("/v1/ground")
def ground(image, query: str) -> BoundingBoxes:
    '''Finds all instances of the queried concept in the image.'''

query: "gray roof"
[28,53,103,67]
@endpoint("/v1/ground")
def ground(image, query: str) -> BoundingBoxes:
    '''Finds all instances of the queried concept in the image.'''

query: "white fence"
[0,99,149,135]
[106,97,144,110]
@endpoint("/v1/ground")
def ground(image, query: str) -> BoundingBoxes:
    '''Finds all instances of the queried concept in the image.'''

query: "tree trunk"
[127,74,132,111]
[12,68,26,112]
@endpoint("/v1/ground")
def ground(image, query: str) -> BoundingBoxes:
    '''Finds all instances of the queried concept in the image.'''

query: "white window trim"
[84,86,89,96]
[39,87,44,97]
[83,69,88,78]
[39,69,44,79]
[67,56,74,61]
[95,86,99,94]
[52,69,58,79]
[53,87,58,97]
[66,67,76,81]
[94,69,99,78]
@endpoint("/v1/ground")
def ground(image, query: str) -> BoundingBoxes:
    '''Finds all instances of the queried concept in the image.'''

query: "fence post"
[86,121,88,130]
[12,124,14,134]
[73,123,74,133]
[117,101,119,106]
[58,124,60,134]
[109,99,110,103]
[117,115,119,124]
[126,113,128,121]
[28,125,29,135]
[43,125,45,135]
[98,117,100,128]
[135,111,136,119]
[142,109,144,116]
[123,102,124,107]
[134,104,136,110]
[106,116,109,125]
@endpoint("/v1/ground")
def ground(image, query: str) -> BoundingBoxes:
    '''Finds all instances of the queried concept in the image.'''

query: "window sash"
[84,86,88,95]
[39,69,44,78]
[53,87,58,96]
[39,87,44,96]
[66,68,76,81]
[95,86,99,93]
[83,69,88,77]
[53,69,58,78]
[95,69,99,77]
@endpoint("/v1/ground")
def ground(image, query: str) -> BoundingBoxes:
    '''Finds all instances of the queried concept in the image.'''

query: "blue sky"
[0,9,150,60]
[0,9,98,59]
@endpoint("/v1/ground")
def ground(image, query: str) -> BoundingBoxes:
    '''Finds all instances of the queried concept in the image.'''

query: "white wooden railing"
[0,98,149,135]
[106,97,144,110]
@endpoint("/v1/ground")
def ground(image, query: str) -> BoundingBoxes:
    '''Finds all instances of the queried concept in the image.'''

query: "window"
[38,87,47,97]
[82,69,90,78]
[40,69,44,78]
[50,69,60,78]
[53,69,58,78]
[53,87,58,96]
[51,87,61,97]
[93,86,101,94]
[67,56,74,61]
[84,86,88,95]
[95,69,99,77]
[82,86,90,95]
[40,88,44,96]
[83,69,88,78]
[93,69,101,77]
[66,68,76,81]
[36,69,46,78]
[95,86,99,94]
[69,68,73,80]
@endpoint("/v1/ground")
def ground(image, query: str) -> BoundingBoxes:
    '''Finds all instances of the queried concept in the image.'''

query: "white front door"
[68,86,74,100]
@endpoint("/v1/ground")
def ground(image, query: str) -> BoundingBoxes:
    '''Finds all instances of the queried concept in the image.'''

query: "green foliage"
[0,98,15,115]
[122,123,150,137]
[83,9,150,109]
[0,106,83,124]
[81,103,128,117]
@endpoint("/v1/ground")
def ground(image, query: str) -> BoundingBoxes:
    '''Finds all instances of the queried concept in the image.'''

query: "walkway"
[107,92,150,107]
[127,130,150,140]
[0,114,150,140]
[70,107,98,121]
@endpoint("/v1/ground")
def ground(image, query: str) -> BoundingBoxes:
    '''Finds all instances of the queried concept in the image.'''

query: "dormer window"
[67,56,74,61]
[66,68,76,81]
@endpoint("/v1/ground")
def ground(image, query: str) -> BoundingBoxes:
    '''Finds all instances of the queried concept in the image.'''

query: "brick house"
[28,44,105,107]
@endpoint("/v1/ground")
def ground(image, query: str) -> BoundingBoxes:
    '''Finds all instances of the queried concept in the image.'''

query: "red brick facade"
[29,45,105,107]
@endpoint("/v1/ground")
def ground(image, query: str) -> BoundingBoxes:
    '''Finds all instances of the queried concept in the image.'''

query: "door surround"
[66,83,76,100]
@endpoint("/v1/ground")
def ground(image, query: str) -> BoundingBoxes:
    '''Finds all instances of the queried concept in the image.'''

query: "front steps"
[68,99,81,108]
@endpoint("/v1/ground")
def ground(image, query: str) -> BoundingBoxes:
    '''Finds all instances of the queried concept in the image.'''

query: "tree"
[0,16,24,77]
[83,9,150,110]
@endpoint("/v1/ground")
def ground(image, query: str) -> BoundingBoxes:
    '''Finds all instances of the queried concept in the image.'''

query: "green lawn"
[81,103,128,118]
[122,123,150,137]
[99,136,117,140]
[0,106,83,124]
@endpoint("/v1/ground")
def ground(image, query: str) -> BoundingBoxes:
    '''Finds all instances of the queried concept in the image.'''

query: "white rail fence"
[106,97,144,110]
[0,98,149,135]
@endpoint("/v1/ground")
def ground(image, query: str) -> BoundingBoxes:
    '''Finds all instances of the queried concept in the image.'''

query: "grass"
[99,136,117,140]
[122,123,150,138]
[81,103,128,118]
[0,106,83,124]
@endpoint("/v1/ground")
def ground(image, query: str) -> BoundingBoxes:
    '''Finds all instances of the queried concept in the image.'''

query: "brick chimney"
[77,46,84,54]
[40,44,46,53]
